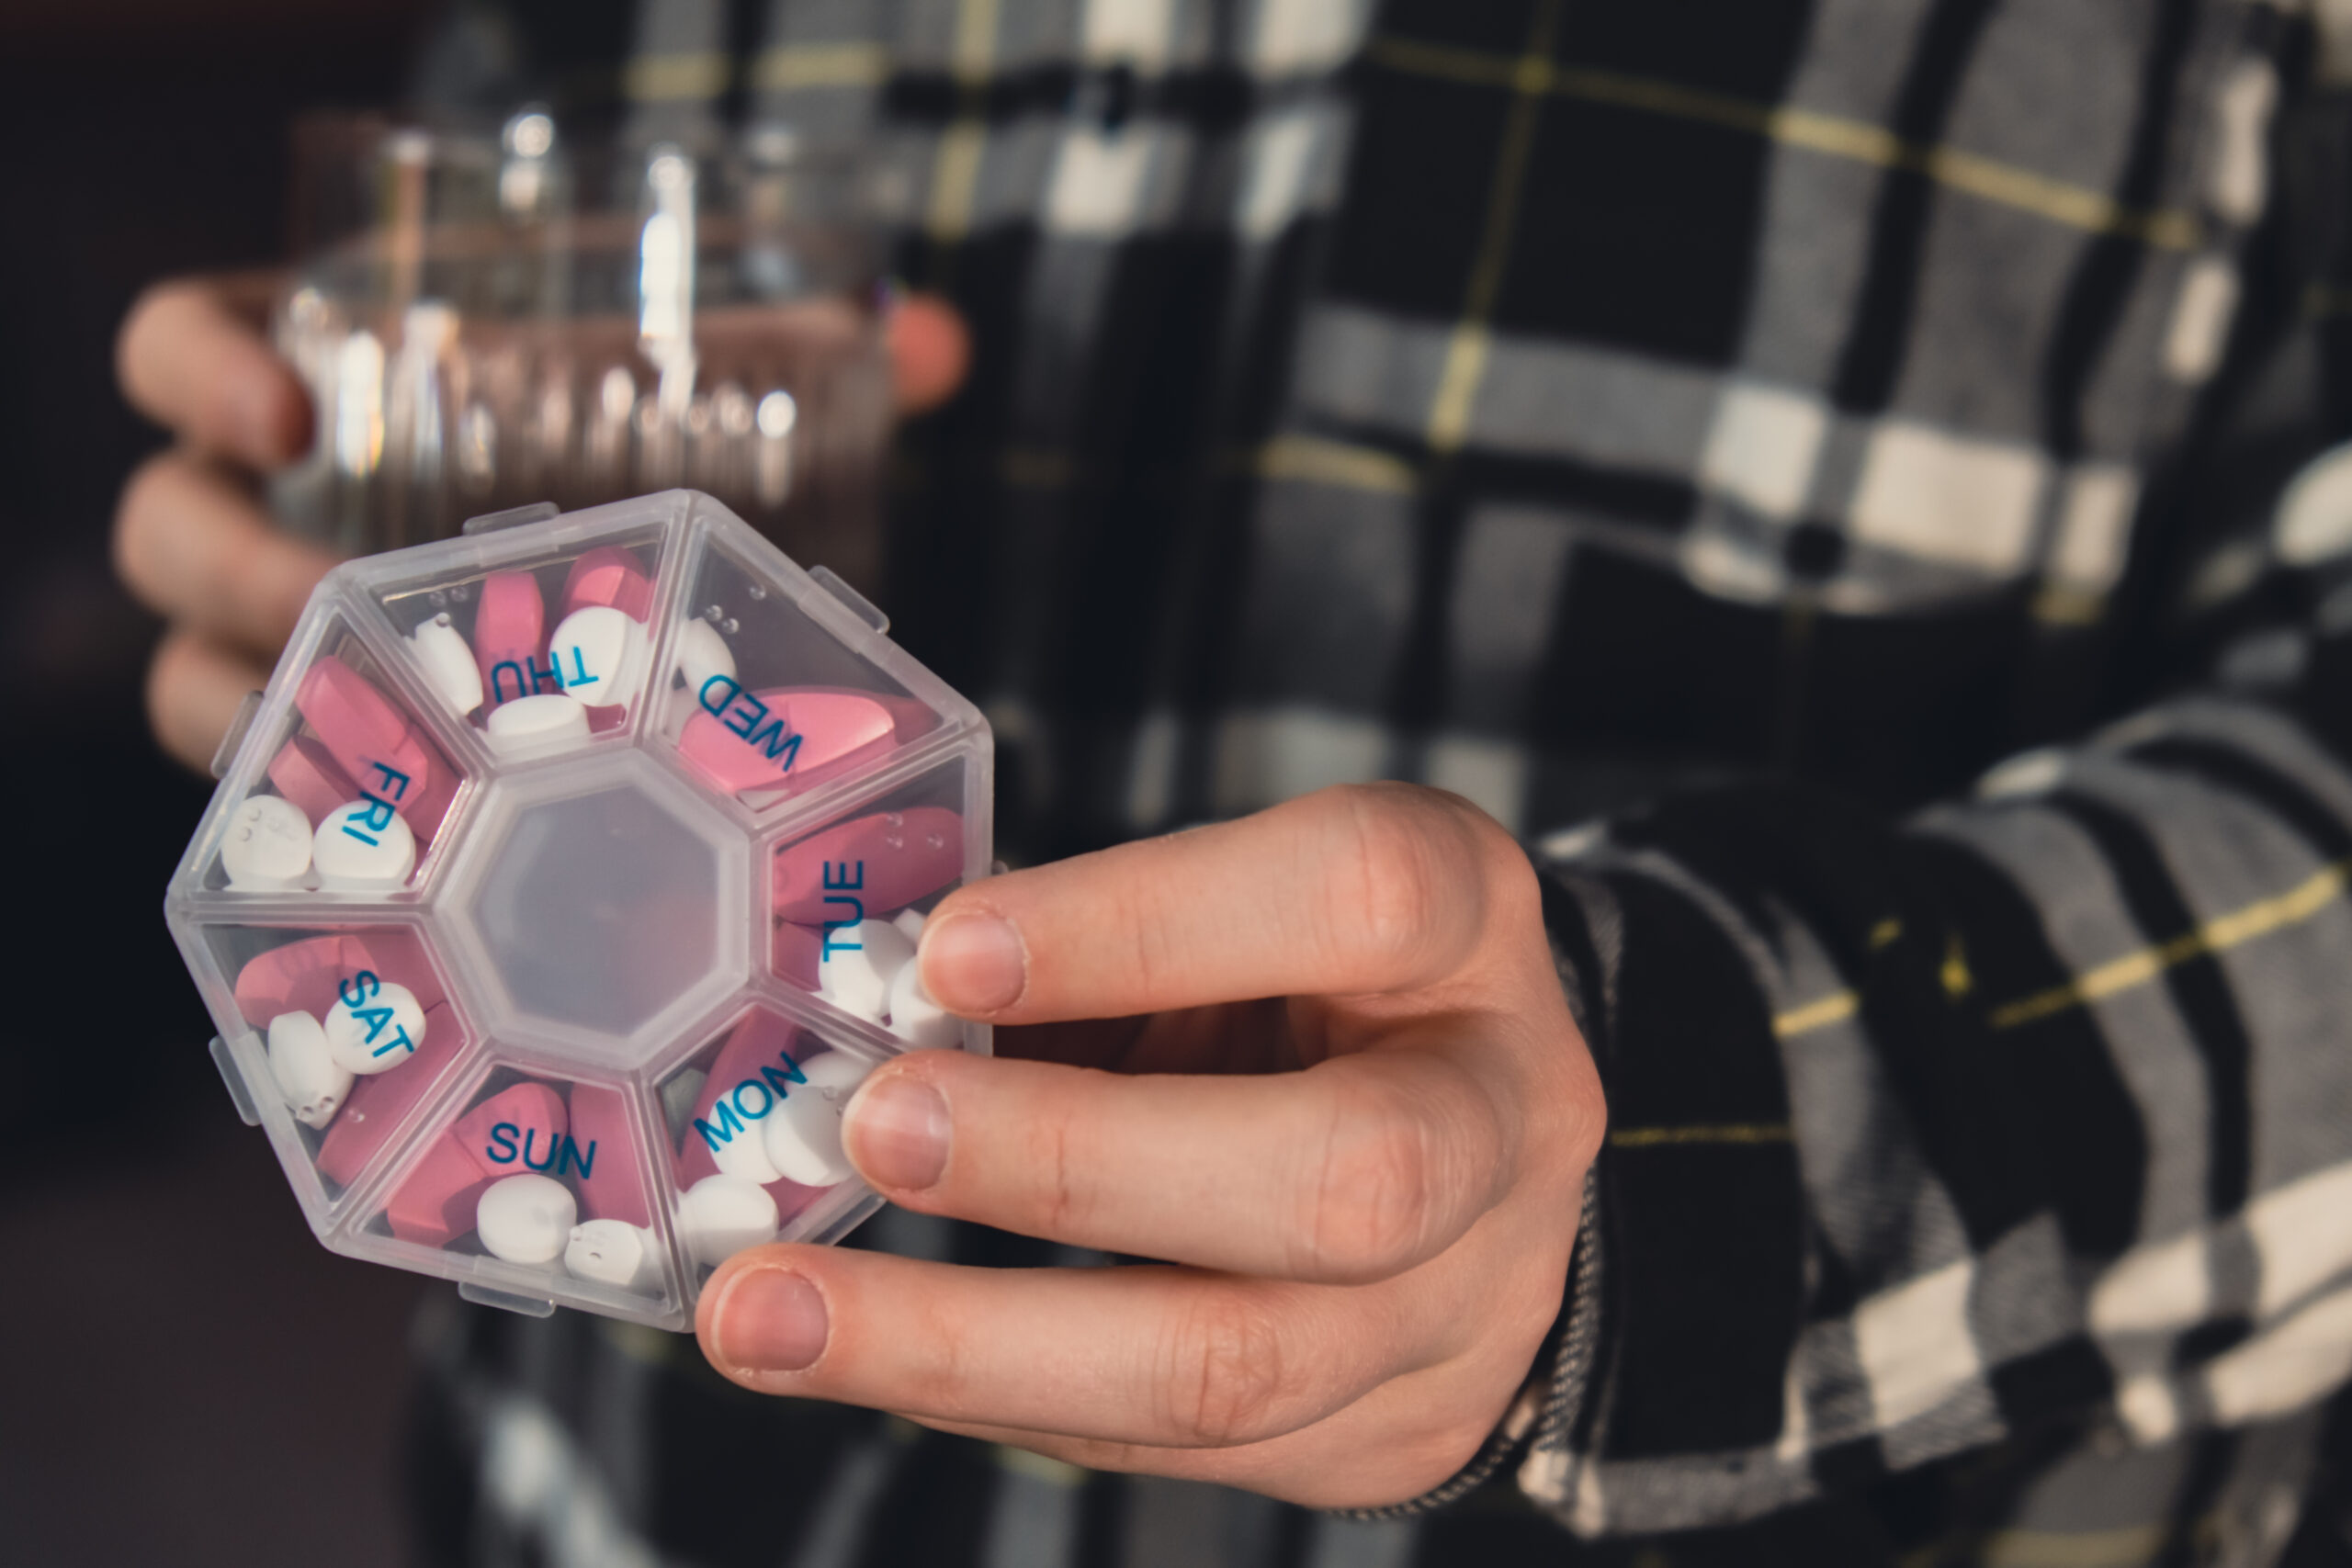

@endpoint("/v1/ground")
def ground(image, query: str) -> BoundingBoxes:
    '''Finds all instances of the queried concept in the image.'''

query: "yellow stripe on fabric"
[1992,860,2352,1030]
[749,42,890,93]
[624,51,732,103]
[1774,989,1859,1038]
[1364,36,2199,250]
[1256,434,1419,494]
[1423,1,1562,453]
[1611,1123,1794,1148]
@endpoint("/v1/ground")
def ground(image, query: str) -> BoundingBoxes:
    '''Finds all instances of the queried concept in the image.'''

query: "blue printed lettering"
[821,861,865,892]
[486,1122,519,1165]
[369,1025,415,1059]
[336,971,381,1009]
[558,1137,597,1179]
[363,762,412,801]
[491,660,529,704]
[723,692,768,740]
[694,1100,748,1151]
[523,1127,560,1171]
[732,1081,775,1121]
[697,674,742,716]
[562,646,595,690]
[526,653,562,694]
[743,715,802,769]
[759,1060,806,1099]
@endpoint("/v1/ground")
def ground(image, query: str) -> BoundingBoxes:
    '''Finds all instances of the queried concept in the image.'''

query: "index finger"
[918,783,1537,1023]
[117,273,312,469]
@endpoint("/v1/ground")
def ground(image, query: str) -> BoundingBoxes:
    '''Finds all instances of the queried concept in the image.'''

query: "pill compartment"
[352,1059,685,1320]
[653,1003,893,1286]
[652,518,956,813]
[190,615,473,897]
[767,753,983,1054]
[166,491,990,1329]
[362,514,679,761]
[179,921,476,1218]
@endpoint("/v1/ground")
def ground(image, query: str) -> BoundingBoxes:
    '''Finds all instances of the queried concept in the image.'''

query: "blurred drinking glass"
[269,111,894,587]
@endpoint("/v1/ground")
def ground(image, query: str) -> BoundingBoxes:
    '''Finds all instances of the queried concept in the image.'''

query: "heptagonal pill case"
[164,491,992,1328]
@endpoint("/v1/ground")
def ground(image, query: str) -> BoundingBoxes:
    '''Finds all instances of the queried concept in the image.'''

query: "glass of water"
[269,111,896,589]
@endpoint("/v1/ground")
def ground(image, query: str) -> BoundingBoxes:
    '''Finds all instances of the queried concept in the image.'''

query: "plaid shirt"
[407,0,2352,1562]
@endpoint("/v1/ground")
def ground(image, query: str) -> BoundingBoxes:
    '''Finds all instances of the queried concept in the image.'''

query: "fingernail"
[921,914,1026,1012]
[715,1268,829,1372]
[844,1075,951,1190]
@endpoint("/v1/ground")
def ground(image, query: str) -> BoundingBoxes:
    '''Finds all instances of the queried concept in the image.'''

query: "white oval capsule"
[548,605,650,706]
[409,613,485,716]
[266,1011,353,1129]
[815,919,913,1022]
[761,1052,870,1188]
[485,692,591,753]
[564,1219,658,1288]
[312,799,417,888]
[674,616,736,694]
[222,795,313,889]
[886,962,961,1051]
[477,1173,577,1263]
[322,977,428,1076]
[678,1174,779,1267]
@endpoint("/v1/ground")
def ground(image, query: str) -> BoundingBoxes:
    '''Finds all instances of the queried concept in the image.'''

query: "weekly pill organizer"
[165,491,992,1328]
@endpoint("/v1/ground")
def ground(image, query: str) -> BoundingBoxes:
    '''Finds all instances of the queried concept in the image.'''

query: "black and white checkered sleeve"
[1478,551,2352,1535]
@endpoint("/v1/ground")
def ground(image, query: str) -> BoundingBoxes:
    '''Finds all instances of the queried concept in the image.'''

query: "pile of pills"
[170,491,993,1328]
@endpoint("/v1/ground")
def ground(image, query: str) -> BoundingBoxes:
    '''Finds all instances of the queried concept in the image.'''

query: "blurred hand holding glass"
[271,112,893,586]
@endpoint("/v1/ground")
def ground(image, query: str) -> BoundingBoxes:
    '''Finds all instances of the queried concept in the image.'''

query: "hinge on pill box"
[809,565,888,635]
[210,1035,262,1127]
[212,691,265,780]
[461,501,561,537]
[459,1281,558,1317]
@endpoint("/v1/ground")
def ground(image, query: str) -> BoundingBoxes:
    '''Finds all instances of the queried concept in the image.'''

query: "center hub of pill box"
[451,751,746,1059]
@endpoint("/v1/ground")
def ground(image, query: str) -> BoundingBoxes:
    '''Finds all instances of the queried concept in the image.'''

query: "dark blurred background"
[0,5,444,1563]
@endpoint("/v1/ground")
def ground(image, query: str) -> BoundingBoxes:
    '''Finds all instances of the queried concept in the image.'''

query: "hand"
[112,273,970,772]
[695,784,1605,1509]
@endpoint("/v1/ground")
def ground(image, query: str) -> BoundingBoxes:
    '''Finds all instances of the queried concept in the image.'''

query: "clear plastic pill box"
[165,491,991,1329]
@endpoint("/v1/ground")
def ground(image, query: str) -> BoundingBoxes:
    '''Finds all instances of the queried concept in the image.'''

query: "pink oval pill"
[453,1082,571,1180]
[383,1130,498,1247]
[560,546,655,622]
[267,736,360,825]
[319,1001,468,1188]
[295,656,455,841]
[569,1083,652,1226]
[771,921,822,989]
[676,685,899,796]
[772,807,964,923]
[473,572,549,710]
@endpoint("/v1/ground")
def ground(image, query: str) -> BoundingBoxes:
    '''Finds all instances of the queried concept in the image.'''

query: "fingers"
[919,783,1528,1021]
[885,293,970,413]
[114,452,334,653]
[842,1043,1514,1282]
[696,1247,1415,1450]
[117,275,311,468]
[147,629,271,773]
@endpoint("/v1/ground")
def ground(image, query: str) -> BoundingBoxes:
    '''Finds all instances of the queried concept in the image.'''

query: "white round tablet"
[679,1174,779,1267]
[761,1052,870,1188]
[564,1219,657,1288]
[815,919,914,1022]
[312,799,417,889]
[674,616,736,694]
[548,605,650,706]
[322,977,428,1076]
[409,613,485,716]
[266,1011,353,1129]
[709,1110,786,1187]
[890,907,928,944]
[485,692,592,753]
[886,962,961,1051]
[477,1174,578,1264]
[222,795,313,889]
